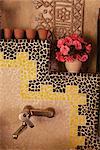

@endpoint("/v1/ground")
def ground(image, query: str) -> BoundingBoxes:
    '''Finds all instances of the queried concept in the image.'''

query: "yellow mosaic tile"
[0,52,86,148]
[66,86,86,148]
[0,52,37,99]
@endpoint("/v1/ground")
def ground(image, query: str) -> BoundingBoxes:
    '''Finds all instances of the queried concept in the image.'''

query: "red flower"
[73,40,82,50]
[78,37,84,43]
[56,51,65,62]
[76,54,82,61]
[80,54,88,62]
[70,33,79,40]
[55,33,92,63]
[86,44,92,53]
[60,45,70,55]
[65,56,74,62]
[57,39,65,48]
[65,37,73,46]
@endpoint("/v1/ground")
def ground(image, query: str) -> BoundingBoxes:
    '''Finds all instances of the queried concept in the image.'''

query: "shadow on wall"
[0,107,22,149]
[2,0,33,28]
[0,111,11,149]
[84,34,97,73]
[2,0,21,28]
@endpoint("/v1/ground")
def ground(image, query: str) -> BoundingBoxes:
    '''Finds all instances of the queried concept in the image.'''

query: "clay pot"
[38,29,48,41]
[65,60,82,73]
[26,28,36,40]
[14,29,24,39]
[4,28,13,39]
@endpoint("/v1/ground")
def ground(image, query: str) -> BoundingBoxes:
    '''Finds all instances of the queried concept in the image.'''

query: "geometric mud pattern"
[0,39,100,149]
[32,0,84,38]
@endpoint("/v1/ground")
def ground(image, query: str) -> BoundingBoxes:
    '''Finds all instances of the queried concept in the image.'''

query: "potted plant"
[38,28,48,41]
[14,28,24,39]
[55,33,92,73]
[26,28,36,40]
[4,28,13,40]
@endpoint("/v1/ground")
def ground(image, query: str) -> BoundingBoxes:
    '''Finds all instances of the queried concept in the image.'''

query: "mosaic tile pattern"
[0,39,100,149]
[32,0,84,38]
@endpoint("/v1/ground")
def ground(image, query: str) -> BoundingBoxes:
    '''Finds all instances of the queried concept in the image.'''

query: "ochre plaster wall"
[84,0,100,72]
[1,0,100,72]
[2,0,34,28]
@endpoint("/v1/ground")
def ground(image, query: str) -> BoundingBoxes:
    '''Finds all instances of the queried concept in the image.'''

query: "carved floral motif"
[32,0,84,38]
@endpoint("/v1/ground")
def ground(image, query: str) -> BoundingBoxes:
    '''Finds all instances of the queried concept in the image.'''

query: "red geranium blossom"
[55,33,92,63]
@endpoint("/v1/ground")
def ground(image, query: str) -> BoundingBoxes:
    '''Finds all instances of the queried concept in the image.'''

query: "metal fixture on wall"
[12,105,55,139]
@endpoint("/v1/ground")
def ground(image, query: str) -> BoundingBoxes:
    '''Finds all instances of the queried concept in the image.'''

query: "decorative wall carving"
[32,0,84,38]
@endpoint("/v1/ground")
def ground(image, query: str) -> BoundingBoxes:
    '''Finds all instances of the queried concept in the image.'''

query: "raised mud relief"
[32,0,84,38]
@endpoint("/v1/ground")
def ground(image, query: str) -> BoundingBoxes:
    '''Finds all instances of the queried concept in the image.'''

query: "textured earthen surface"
[0,40,99,150]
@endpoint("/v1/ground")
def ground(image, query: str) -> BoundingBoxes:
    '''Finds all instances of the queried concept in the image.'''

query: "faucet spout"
[12,105,55,139]
[12,122,27,139]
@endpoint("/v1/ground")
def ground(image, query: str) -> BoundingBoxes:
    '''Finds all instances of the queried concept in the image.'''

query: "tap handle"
[19,112,34,128]
[12,122,27,139]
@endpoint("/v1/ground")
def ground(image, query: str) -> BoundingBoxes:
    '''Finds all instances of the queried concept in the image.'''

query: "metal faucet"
[12,105,55,139]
